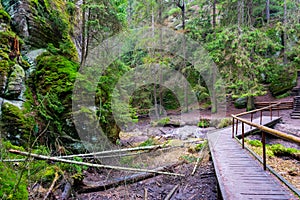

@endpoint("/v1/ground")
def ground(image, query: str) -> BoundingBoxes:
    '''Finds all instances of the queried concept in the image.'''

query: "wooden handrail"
[235,102,281,117]
[232,101,300,171]
[232,115,300,143]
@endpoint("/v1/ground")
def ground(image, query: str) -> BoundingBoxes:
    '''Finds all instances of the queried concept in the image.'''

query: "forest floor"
[75,93,299,200]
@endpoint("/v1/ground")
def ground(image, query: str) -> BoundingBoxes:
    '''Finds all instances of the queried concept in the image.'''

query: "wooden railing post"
[232,117,235,138]
[270,106,272,120]
[235,119,238,136]
[250,113,253,129]
[262,131,266,171]
[242,122,245,149]
[260,110,263,125]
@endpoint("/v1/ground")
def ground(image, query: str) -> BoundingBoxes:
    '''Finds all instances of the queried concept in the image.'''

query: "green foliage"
[66,1,76,16]
[269,68,297,96]
[168,7,181,16]
[151,117,170,127]
[1,103,34,146]
[0,162,28,200]
[0,9,11,23]
[216,118,233,129]
[270,144,300,157]
[197,118,210,128]
[180,155,197,163]
[246,140,300,158]
[247,139,262,147]
[138,137,156,147]
[30,53,79,144]
[206,26,280,99]
[59,157,88,173]
[194,141,208,152]
[275,92,290,99]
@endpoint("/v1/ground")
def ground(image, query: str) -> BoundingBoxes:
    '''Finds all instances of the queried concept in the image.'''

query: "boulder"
[234,97,247,109]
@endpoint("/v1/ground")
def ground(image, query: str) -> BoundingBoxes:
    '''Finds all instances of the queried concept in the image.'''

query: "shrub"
[197,118,210,128]
[216,118,233,129]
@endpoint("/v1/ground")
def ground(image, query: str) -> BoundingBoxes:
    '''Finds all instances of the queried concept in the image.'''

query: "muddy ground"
[74,95,299,200]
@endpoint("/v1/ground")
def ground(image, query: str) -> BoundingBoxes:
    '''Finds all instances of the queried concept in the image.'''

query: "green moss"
[0,31,16,47]
[151,117,170,127]
[0,9,11,23]
[0,163,28,200]
[1,103,34,145]
[0,60,12,76]
[138,138,157,147]
[247,139,262,147]
[270,144,300,157]
[180,155,197,163]
[197,118,210,128]
[216,118,233,129]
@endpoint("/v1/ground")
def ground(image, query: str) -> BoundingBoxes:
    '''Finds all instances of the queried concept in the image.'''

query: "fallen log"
[77,161,184,194]
[59,145,169,159]
[191,142,208,175]
[8,149,185,177]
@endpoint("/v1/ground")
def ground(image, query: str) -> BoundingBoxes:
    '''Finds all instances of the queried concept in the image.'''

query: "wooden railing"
[232,102,300,170]
[254,101,293,110]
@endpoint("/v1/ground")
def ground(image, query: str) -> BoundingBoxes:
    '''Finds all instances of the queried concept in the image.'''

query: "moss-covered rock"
[0,102,33,145]
[0,60,12,95]
[234,97,247,109]
[2,0,77,54]
[5,64,25,99]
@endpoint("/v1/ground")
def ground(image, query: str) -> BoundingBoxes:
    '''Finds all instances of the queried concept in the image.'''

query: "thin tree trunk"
[212,0,217,28]
[266,0,270,24]
[247,0,253,26]
[8,149,185,176]
[283,0,288,65]
[80,0,86,67]
[159,0,163,115]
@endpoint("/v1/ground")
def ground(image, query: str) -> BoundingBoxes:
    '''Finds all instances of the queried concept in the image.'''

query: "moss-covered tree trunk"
[246,96,255,111]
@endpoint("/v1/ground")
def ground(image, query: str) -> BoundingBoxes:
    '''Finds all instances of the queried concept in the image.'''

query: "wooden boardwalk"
[207,116,298,200]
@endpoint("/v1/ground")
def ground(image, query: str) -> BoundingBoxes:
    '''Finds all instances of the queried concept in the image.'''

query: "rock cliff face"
[2,0,70,48]
[0,0,120,151]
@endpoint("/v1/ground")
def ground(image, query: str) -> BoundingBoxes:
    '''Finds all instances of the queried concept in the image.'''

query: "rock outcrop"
[2,0,69,48]
[5,64,25,99]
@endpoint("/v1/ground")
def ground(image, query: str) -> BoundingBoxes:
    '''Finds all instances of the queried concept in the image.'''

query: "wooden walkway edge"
[207,116,298,200]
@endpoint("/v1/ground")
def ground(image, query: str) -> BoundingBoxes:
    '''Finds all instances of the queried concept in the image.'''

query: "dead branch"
[144,188,148,200]
[164,184,179,200]
[77,161,184,194]
[191,142,208,175]
[8,149,185,177]
[59,145,168,159]
[43,171,59,200]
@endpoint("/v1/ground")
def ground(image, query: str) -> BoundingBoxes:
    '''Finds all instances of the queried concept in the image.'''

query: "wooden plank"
[207,117,298,200]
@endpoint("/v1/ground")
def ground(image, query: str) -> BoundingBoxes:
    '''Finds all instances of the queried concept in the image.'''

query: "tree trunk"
[80,0,86,67]
[247,0,253,26]
[266,0,270,24]
[212,0,217,28]
[246,96,255,111]
[283,0,288,65]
